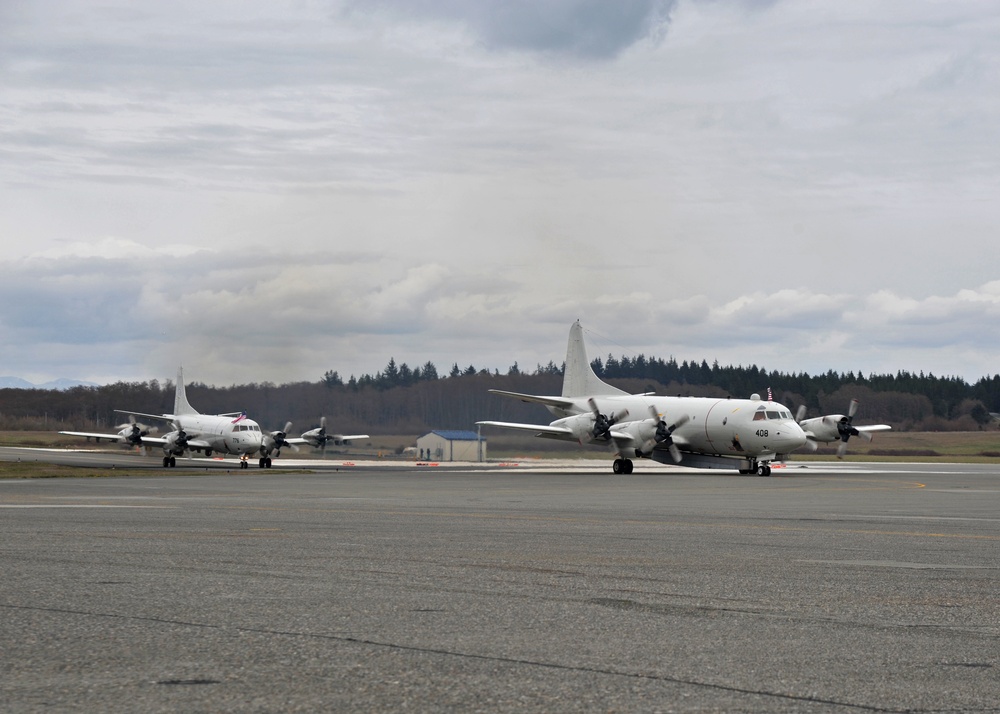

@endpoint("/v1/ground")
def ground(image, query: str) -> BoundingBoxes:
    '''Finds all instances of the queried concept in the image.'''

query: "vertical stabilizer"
[173,367,200,416]
[561,321,628,398]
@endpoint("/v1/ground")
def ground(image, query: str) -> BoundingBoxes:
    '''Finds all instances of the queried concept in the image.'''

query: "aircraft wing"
[334,434,369,442]
[856,425,892,433]
[608,430,639,452]
[59,430,125,442]
[476,420,578,442]
[488,390,578,411]
[119,435,213,450]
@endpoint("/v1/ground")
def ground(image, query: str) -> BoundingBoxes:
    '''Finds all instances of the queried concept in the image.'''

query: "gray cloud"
[2,1,999,387]
[346,0,677,58]
[4,243,1000,385]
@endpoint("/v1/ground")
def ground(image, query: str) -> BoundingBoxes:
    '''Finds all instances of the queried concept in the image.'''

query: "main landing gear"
[612,458,634,474]
[739,459,772,477]
[162,456,177,468]
[258,457,272,468]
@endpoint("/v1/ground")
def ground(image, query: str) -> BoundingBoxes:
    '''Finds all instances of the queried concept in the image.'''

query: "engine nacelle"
[799,416,844,443]
[551,413,598,444]
[615,418,659,454]
[300,428,324,448]
[162,430,189,456]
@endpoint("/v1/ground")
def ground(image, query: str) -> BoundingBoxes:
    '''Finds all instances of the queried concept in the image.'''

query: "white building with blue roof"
[416,430,485,462]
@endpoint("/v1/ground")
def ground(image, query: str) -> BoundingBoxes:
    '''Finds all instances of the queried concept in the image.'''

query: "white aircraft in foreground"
[477,321,808,476]
[796,400,891,457]
[60,369,268,469]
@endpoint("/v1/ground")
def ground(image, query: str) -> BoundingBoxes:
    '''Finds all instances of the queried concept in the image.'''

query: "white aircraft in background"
[477,321,808,476]
[796,400,891,457]
[60,369,268,469]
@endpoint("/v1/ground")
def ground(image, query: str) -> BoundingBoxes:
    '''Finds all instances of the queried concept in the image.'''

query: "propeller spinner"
[588,398,627,441]
[645,406,690,463]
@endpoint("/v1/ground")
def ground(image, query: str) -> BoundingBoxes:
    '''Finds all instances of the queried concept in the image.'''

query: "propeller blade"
[848,399,859,419]
[670,414,691,430]
[795,405,807,422]
[837,441,848,458]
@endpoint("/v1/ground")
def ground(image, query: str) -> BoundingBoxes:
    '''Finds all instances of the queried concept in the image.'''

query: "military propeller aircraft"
[796,400,891,457]
[60,369,268,468]
[477,321,809,476]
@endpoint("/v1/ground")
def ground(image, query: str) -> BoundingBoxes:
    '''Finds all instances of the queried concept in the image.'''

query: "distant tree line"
[2,353,999,435]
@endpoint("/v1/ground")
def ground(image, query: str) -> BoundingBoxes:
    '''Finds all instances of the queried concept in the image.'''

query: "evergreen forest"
[3,354,999,436]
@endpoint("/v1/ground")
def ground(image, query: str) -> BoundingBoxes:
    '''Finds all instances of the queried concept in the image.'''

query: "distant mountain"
[0,377,100,390]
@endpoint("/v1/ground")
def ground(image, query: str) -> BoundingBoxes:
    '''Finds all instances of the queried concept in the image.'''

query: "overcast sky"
[3,0,999,387]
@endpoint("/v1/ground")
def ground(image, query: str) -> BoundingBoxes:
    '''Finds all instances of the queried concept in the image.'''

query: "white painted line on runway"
[836,514,1000,523]
[924,489,1000,493]
[0,504,177,509]
[801,559,994,570]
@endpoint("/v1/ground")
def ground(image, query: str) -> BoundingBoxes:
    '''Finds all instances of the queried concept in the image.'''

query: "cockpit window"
[753,409,766,421]
[765,411,780,419]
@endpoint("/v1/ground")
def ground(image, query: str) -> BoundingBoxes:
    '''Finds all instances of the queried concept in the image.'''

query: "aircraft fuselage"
[550,394,807,460]
[167,414,264,457]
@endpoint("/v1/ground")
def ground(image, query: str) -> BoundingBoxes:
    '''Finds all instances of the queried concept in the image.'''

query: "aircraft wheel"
[162,456,169,468]
[241,460,249,470]
[169,457,176,468]
[259,458,266,468]
[265,457,272,468]
[612,458,625,474]
[756,463,766,476]
[624,459,634,474]
[764,465,772,477]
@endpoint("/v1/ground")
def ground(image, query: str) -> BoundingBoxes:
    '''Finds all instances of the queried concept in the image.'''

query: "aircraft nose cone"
[780,421,808,450]
[246,423,264,452]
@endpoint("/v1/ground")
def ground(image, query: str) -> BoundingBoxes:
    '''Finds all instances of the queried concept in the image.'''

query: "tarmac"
[1,448,999,712]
